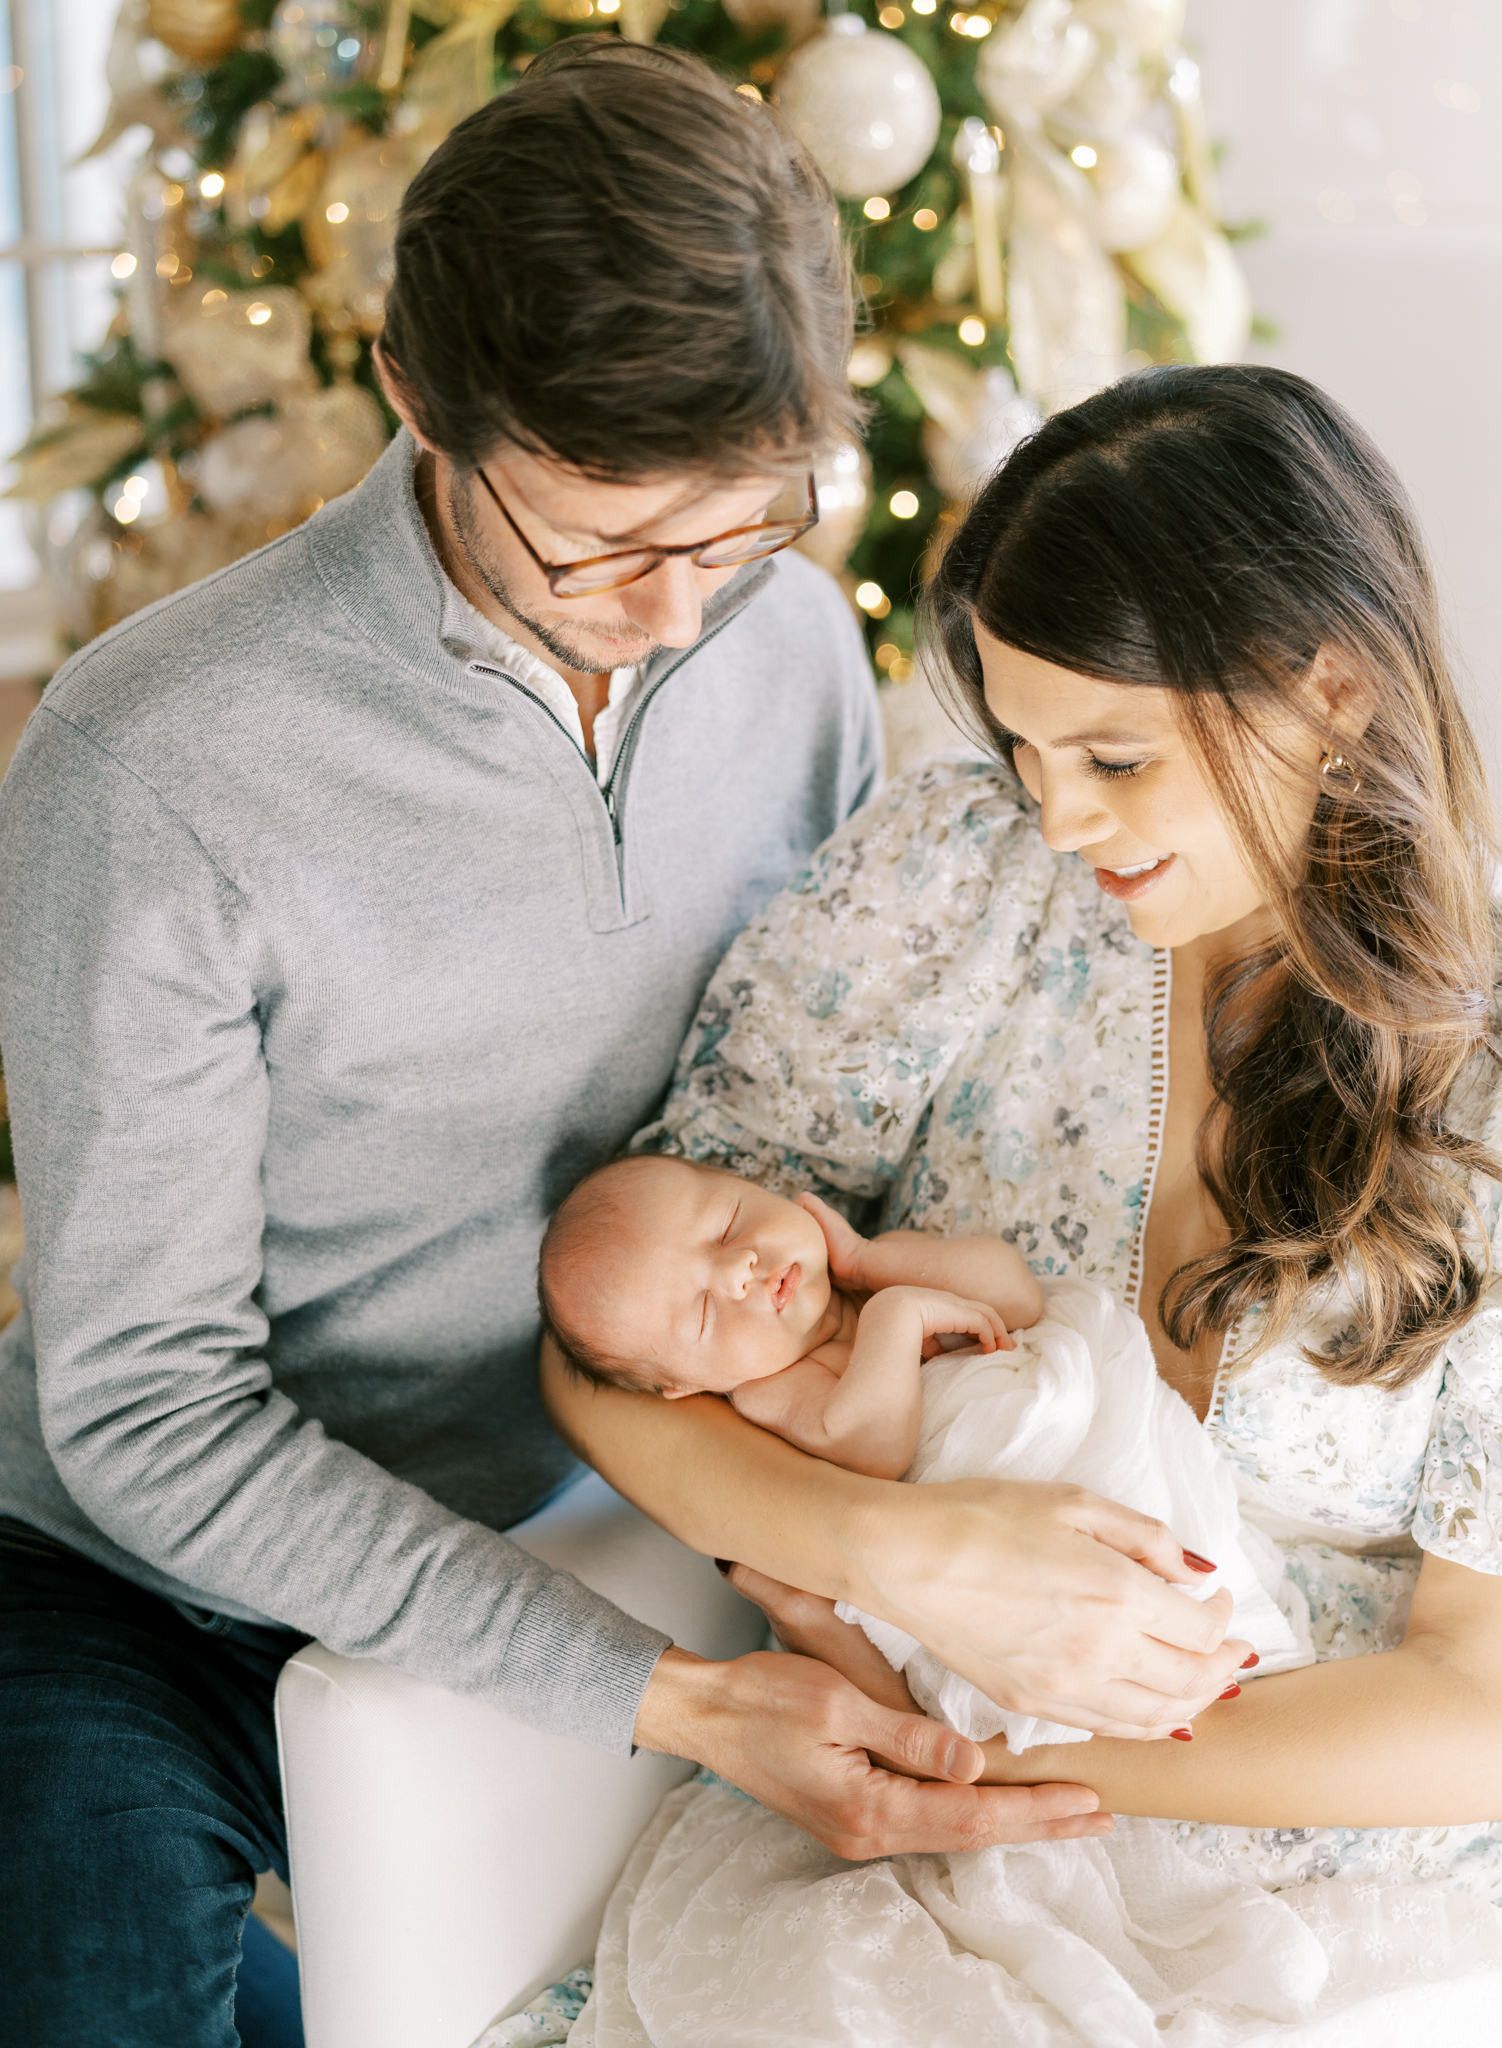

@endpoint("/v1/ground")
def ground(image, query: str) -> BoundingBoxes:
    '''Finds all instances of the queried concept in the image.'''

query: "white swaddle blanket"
[833,1276,1313,1750]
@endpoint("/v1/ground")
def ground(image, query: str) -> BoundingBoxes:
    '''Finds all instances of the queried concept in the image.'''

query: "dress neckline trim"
[1123,945,1239,1430]
[1124,946,1171,1320]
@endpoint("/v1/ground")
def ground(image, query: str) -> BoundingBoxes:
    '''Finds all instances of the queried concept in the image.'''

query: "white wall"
[1185,0,1502,794]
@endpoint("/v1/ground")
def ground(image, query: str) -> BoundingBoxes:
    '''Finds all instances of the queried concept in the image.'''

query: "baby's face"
[580,1160,834,1396]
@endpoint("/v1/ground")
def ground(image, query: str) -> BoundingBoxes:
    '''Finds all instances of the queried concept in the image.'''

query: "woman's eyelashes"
[993,729,1146,782]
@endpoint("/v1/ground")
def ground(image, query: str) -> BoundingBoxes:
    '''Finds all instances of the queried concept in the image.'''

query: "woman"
[547,366,1502,2039]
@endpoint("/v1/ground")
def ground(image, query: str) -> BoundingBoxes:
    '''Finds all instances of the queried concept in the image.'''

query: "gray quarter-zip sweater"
[0,432,880,1753]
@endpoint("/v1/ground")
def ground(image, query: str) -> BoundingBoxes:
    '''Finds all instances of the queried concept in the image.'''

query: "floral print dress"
[645,754,1502,1902]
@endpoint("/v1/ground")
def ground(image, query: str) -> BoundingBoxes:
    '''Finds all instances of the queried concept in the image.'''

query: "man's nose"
[617,555,705,649]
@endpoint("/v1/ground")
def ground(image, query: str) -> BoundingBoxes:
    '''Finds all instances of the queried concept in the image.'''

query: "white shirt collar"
[444,587,644,788]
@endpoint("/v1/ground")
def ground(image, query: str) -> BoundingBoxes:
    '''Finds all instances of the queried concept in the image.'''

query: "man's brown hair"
[380,37,862,480]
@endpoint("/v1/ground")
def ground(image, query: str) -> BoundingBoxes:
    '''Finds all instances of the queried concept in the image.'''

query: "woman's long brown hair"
[926,364,1500,1388]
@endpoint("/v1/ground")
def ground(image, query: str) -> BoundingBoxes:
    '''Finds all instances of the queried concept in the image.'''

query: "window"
[1,0,131,648]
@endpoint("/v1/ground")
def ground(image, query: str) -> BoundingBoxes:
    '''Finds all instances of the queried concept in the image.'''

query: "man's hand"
[632,1645,1113,1860]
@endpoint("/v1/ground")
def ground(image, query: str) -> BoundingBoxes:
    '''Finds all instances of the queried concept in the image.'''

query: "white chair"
[275,1472,764,2048]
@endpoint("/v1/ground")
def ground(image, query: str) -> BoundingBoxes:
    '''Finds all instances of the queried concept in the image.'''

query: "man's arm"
[800,1192,1045,1333]
[0,709,669,1752]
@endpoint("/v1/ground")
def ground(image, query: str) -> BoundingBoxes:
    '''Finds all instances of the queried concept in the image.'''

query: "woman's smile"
[1092,852,1176,901]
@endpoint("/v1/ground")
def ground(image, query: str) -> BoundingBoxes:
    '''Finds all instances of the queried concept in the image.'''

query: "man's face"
[444,442,790,677]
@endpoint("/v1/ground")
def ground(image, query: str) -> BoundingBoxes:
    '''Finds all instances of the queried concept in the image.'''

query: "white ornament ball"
[776,16,942,200]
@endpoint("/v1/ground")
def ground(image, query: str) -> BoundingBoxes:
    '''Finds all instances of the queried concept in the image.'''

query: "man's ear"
[372,339,439,454]
[660,1386,698,1401]
[1308,645,1377,745]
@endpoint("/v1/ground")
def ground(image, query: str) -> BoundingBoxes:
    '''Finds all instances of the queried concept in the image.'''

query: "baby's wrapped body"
[834,1277,1313,1752]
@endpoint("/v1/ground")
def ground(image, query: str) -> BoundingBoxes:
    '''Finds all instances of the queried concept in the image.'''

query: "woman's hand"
[865,1478,1251,1741]
[632,1645,1114,1860]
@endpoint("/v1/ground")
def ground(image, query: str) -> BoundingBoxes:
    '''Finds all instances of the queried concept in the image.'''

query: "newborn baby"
[537,1152,1045,1481]
[539,1154,1311,1748]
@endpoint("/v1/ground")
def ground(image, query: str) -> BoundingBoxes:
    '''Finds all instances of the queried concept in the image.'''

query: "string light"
[122,475,149,501]
[598,0,620,10]
[958,316,987,345]
[111,252,136,278]
[734,81,761,100]
[889,489,919,519]
[326,202,349,222]
[247,303,273,325]
[911,0,936,11]
[863,196,891,221]
[913,208,939,230]
[855,581,892,618]
[200,171,225,199]
[879,4,904,21]
[113,496,140,524]
[875,642,900,670]
[1070,144,1097,168]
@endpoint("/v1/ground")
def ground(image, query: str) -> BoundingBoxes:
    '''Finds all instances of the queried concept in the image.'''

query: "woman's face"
[978,625,1319,952]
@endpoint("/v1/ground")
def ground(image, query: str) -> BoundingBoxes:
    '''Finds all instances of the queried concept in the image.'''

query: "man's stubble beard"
[447,470,661,677]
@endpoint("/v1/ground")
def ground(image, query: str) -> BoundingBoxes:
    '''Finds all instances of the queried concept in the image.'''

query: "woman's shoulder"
[786,750,1063,923]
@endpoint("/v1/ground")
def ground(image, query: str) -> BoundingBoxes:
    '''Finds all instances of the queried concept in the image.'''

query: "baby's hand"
[797,1190,870,1289]
[859,1285,1015,1358]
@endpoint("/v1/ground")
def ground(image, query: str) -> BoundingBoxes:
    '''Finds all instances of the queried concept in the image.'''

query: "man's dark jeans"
[0,1515,308,2046]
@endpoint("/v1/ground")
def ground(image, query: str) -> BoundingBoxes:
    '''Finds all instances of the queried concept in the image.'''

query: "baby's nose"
[717,1245,757,1298]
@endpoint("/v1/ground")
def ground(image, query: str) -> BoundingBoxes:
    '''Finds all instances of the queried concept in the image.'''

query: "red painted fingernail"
[1169,1727,1194,1741]
[1181,1550,1218,1574]
[1240,1653,1260,1670]
[1218,1685,1242,1700]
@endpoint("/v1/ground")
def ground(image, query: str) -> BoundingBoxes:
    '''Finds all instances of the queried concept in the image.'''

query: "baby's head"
[538,1155,834,1398]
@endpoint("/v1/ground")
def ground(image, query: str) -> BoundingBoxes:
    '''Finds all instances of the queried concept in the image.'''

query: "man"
[0,40,1179,2044]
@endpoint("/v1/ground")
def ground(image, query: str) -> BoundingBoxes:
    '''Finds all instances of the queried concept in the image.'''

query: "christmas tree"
[1,0,1248,1187]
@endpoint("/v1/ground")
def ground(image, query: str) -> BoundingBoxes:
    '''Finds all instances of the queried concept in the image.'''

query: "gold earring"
[1319,744,1362,797]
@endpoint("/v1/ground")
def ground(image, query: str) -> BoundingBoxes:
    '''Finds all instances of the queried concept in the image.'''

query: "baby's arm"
[800,1192,1044,1334]
[731,1287,1009,1481]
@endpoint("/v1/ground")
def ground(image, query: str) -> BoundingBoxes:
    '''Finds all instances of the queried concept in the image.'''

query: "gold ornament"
[4,403,147,502]
[80,0,193,160]
[164,285,316,418]
[617,0,671,41]
[301,133,416,335]
[146,0,244,66]
[396,3,520,155]
[719,0,821,44]
[260,149,329,237]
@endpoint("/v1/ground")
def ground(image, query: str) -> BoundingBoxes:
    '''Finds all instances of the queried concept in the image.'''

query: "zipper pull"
[603,781,621,842]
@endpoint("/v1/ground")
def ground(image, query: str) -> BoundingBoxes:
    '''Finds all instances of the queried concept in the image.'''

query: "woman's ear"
[372,339,440,455]
[1308,645,1377,746]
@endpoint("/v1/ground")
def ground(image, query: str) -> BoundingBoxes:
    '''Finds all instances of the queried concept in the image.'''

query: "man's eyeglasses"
[476,467,819,599]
